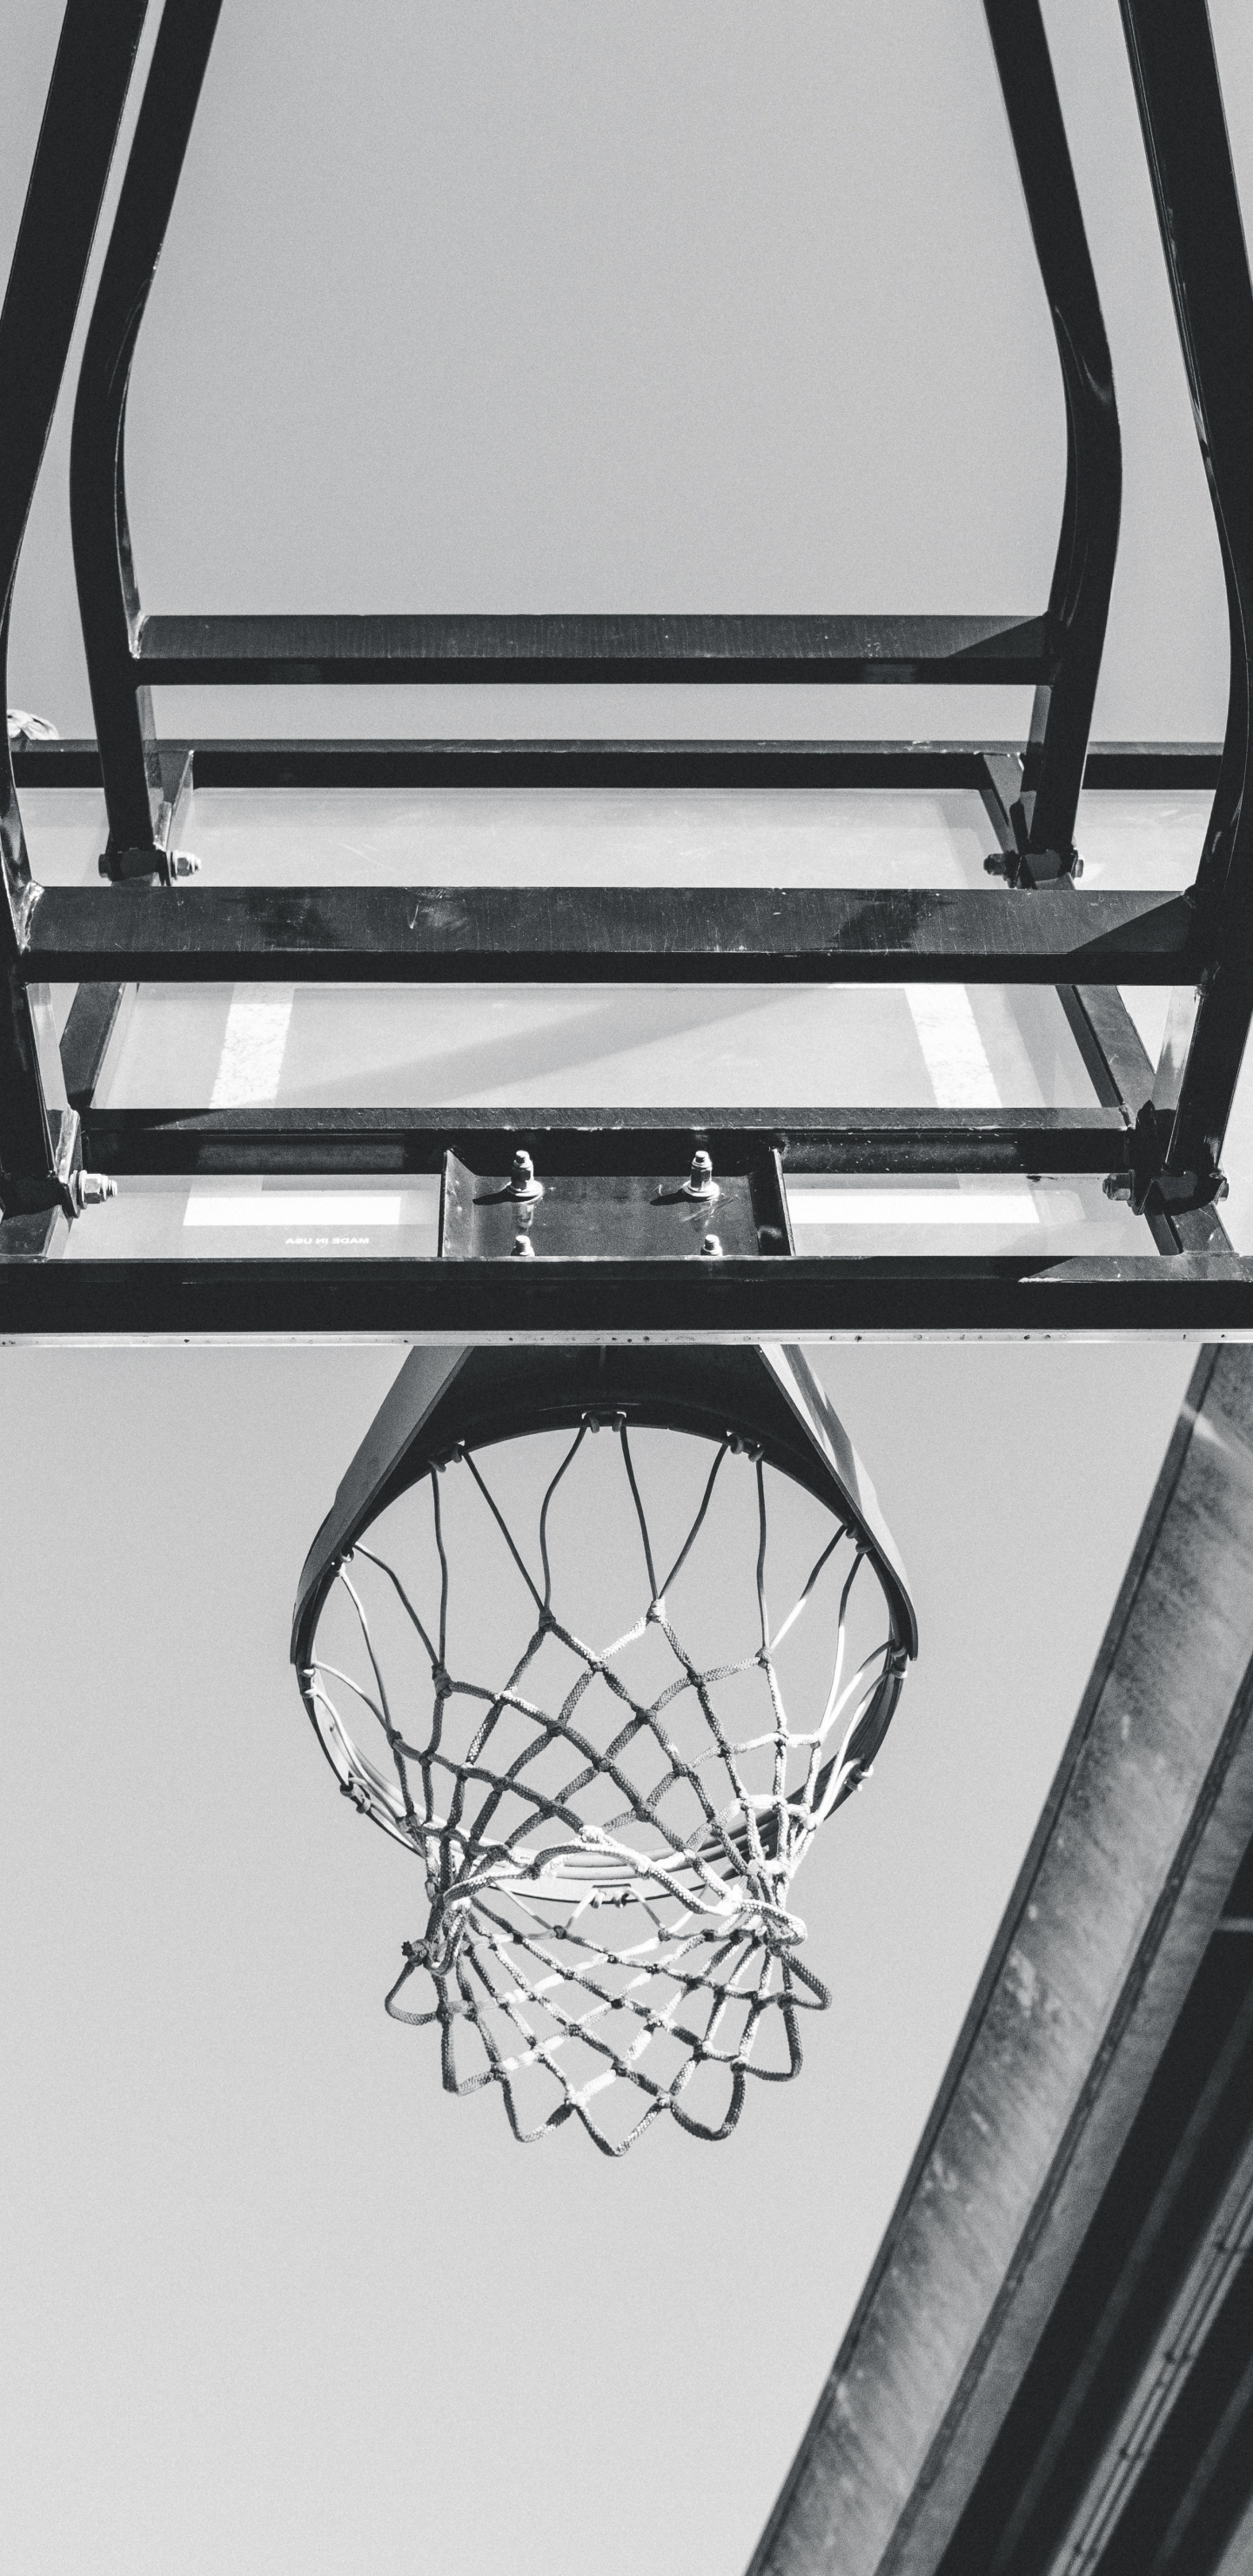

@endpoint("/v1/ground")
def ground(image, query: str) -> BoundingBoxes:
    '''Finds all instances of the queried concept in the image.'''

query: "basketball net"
[303,1412,903,2154]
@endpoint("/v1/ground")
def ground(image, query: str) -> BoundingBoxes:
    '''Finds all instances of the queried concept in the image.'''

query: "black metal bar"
[0,1207,63,1260]
[9,737,1226,794]
[981,750,1025,862]
[985,1,1122,878]
[132,611,1053,689]
[1170,1202,1236,1255]
[0,640,64,1203]
[1119,2,1253,1196]
[1057,988,1214,1254]
[59,980,132,1110]
[70,0,223,873]
[2,1250,1252,1339]
[1057,985,1156,1115]
[76,1104,1131,1180]
[1082,745,1222,790]
[17,881,1199,984]
[9,741,108,788]
[1056,990,1129,1113]
[0,0,150,1211]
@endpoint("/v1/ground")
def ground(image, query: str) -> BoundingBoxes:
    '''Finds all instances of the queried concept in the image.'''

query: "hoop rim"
[291,1344,917,1674]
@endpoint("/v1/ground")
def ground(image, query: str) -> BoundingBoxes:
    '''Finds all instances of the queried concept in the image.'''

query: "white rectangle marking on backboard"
[790,1188,1040,1228]
[209,985,295,1107]
[184,1193,407,1229]
[904,985,1000,1106]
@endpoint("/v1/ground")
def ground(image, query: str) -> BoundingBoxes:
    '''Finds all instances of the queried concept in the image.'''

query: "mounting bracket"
[1102,1101,1230,1219]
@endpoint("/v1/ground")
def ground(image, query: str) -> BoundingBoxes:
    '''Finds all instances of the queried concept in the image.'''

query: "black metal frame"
[3,0,1253,1334]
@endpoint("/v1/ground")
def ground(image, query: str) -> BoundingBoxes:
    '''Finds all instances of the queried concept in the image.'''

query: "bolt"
[1071,855,1084,882]
[510,1149,541,1201]
[512,1231,535,1258]
[681,1150,719,1202]
[168,850,200,879]
[74,1171,117,1210]
[700,1231,723,1258]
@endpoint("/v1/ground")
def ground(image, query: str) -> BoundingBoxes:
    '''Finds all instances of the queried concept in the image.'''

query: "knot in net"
[302,1409,905,2155]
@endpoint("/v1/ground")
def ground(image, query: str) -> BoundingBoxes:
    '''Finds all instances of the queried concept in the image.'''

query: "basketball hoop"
[292,1348,916,2155]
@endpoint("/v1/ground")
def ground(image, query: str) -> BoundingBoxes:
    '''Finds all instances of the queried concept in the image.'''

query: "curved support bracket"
[983,0,1122,878]
[70,0,223,875]
[0,1,150,1211]
[75,0,1118,874]
[1118,1,1253,1194]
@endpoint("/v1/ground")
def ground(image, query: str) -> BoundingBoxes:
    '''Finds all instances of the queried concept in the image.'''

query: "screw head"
[512,1231,535,1258]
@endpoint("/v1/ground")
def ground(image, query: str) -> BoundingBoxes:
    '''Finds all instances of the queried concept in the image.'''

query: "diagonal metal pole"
[982,0,1122,883]
[1116,0,1253,1211]
[70,0,224,878]
[0,0,150,1214]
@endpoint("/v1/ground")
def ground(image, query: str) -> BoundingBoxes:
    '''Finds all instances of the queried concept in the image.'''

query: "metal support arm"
[1117,0,1253,1213]
[0,0,148,1215]
[983,0,1122,882]
[69,0,222,877]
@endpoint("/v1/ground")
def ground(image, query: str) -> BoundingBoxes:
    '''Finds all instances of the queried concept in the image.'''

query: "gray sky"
[0,1339,1198,2576]
[0,3,1248,2572]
